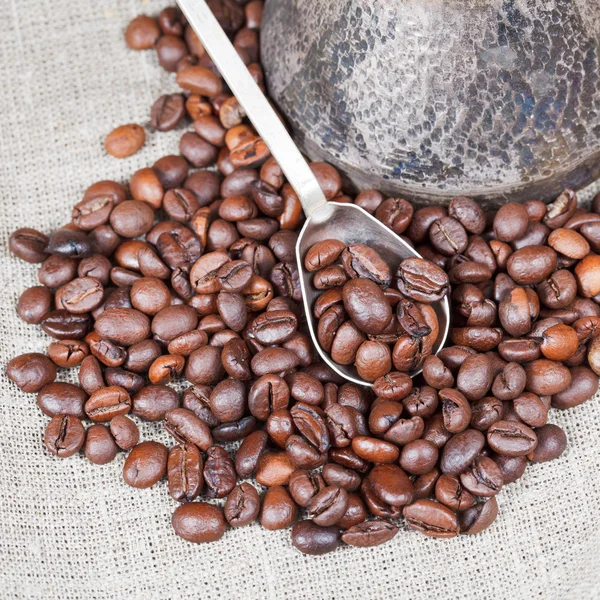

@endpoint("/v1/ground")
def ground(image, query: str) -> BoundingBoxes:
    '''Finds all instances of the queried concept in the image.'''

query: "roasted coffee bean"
[104,123,146,158]
[204,446,236,498]
[487,420,538,456]
[512,220,551,250]
[375,198,413,235]
[85,386,131,422]
[44,415,85,458]
[351,436,399,463]
[165,408,213,451]
[552,366,598,409]
[217,259,253,293]
[270,261,301,301]
[506,246,557,285]
[527,423,567,463]
[429,217,468,256]
[213,416,256,442]
[133,384,179,421]
[285,437,323,471]
[7,353,56,393]
[355,341,392,382]
[94,308,150,346]
[448,196,486,234]
[497,337,541,363]
[321,464,361,492]
[186,347,226,386]
[123,441,168,488]
[339,244,392,286]
[354,189,383,214]
[267,408,295,448]
[402,386,439,419]
[208,378,246,423]
[492,362,526,400]
[384,416,425,446]
[403,499,459,538]
[151,305,198,341]
[250,347,300,376]
[37,382,87,419]
[399,439,439,475]
[524,359,571,396]
[439,388,471,433]
[459,455,503,497]
[255,451,295,486]
[291,520,340,555]
[287,372,324,406]
[17,286,53,324]
[41,310,92,340]
[307,486,348,526]
[512,392,548,427]
[493,202,529,242]
[341,278,392,335]
[46,229,93,259]
[440,429,485,475]
[55,277,104,314]
[470,396,504,431]
[548,228,590,259]
[224,483,260,527]
[458,497,498,535]
[422,356,454,389]
[396,257,449,303]
[48,339,89,368]
[125,14,160,49]
[368,464,414,507]
[9,228,49,263]
[172,502,227,544]
[372,371,412,401]
[456,353,493,401]
[151,93,185,131]
[168,330,208,357]
[435,474,475,511]
[325,402,360,447]
[450,327,502,352]
[422,413,453,449]
[84,424,118,465]
[341,519,398,547]
[313,265,348,289]
[39,255,79,288]
[492,453,527,484]
[290,403,329,452]
[182,384,218,427]
[235,429,268,478]
[78,355,105,394]
[109,415,139,450]
[543,189,577,229]
[498,287,532,337]
[575,254,600,298]
[168,443,204,502]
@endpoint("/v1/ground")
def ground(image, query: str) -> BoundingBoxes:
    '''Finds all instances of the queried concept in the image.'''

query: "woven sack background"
[0,1,599,598]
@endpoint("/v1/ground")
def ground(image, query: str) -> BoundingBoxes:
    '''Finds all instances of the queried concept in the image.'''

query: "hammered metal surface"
[262,0,600,207]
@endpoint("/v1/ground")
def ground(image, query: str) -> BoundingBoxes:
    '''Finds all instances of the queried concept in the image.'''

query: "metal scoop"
[177,0,450,386]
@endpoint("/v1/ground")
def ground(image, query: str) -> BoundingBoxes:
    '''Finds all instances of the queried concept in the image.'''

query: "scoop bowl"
[296,202,451,386]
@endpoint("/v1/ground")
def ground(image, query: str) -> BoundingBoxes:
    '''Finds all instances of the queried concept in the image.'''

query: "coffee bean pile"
[6,3,600,554]
[307,242,446,381]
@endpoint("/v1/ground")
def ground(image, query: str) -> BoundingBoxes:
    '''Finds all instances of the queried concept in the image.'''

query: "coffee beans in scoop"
[306,242,447,381]
[5,3,600,555]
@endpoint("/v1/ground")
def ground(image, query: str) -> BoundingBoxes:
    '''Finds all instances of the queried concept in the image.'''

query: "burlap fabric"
[1,1,600,598]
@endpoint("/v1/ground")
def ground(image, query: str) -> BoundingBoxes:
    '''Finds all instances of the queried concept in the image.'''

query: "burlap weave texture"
[1,1,600,598]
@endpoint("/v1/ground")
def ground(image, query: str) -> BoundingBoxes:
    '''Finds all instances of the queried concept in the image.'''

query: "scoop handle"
[176,0,327,216]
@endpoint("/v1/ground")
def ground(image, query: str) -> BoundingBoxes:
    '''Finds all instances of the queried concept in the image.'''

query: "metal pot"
[262,0,600,207]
